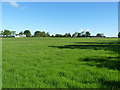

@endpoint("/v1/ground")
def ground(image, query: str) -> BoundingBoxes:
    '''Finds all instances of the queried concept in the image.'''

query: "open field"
[2,38,120,88]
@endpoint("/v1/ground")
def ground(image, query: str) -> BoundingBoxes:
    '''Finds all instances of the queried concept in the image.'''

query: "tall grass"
[2,38,119,88]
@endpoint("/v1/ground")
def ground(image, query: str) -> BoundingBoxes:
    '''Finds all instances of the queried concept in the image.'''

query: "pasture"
[2,37,120,88]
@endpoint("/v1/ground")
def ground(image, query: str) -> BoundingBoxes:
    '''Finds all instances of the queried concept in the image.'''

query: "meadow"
[2,37,120,88]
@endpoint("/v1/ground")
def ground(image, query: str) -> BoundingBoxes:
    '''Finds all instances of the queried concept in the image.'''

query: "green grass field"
[2,37,120,88]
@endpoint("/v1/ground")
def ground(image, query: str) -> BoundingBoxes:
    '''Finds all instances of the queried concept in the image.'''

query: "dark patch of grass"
[49,44,120,54]
[81,57,120,70]
[58,72,66,77]
[75,41,120,45]
[49,39,120,54]
[98,78,120,88]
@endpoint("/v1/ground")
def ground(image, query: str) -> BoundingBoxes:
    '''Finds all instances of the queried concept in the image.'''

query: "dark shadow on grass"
[49,40,120,88]
[80,57,120,70]
[74,41,120,54]
[49,44,120,54]
[98,78,120,88]
[81,57,120,88]
[49,39,120,54]
[49,40,120,70]
[75,41,120,45]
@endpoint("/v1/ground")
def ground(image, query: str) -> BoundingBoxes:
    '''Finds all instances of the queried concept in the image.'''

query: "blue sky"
[2,2,118,37]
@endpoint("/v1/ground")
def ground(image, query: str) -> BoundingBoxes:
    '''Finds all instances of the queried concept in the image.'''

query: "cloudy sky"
[2,2,118,37]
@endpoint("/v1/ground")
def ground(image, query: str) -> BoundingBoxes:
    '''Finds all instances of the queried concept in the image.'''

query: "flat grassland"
[2,38,120,88]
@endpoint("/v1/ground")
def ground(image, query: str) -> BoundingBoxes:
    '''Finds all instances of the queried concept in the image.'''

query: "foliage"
[54,33,71,37]
[64,33,71,37]
[3,30,11,37]
[19,31,24,35]
[72,32,78,37]
[77,33,81,37]
[51,35,54,37]
[81,31,85,36]
[72,31,90,37]
[85,31,91,37]
[11,31,16,36]
[96,33,104,37]
[34,31,41,37]
[0,31,4,35]
[118,32,120,38]
[24,30,31,37]
[0,29,110,38]
[55,34,63,37]
[34,31,50,37]
[46,32,50,37]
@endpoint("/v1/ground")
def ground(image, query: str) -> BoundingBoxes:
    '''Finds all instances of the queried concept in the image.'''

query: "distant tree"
[64,33,71,37]
[19,31,24,35]
[118,32,120,38]
[55,34,63,37]
[81,31,85,36]
[46,32,50,37]
[41,31,46,37]
[0,30,4,36]
[3,30,11,37]
[55,34,59,37]
[11,31,16,36]
[51,35,54,37]
[85,31,91,37]
[43,32,50,37]
[96,33,104,37]
[24,30,31,37]
[77,33,81,37]
[34,31,50,37]
[34,31,41,37]
[72,32,78,37]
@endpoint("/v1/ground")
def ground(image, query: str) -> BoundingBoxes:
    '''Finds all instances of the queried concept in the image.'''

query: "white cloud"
[9,2,19,7]
[80,29,84,32]
[9,2,27,11]
[86,29,93,32]
[80,29,93,32]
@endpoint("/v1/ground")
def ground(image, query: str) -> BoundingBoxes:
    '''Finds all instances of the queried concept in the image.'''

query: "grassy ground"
[2,37,120,88]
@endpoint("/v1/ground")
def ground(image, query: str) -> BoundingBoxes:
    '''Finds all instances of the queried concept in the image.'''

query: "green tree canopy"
[11,31,16,36]
[34,31,41,37]
[85,31,91,37]
[4,30,11,37]
[41,31,46,37]
[34,31,50,37]
[81,31,85,36]
[19,31,24,35]
[96,33,104,37]
[46,32,50,37]
[0,31,4,36]
[72,32,78,37]
[77,33,81,37]
[55,34,63,37]
[24,30,31,37]
[118,32,120,38]
[64,33,71,37]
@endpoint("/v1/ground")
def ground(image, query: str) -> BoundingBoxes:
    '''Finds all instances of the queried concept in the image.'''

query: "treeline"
[0,29,105,37]
[0,30,50,37]
[53,31,104,37]
[1,29,119,38]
